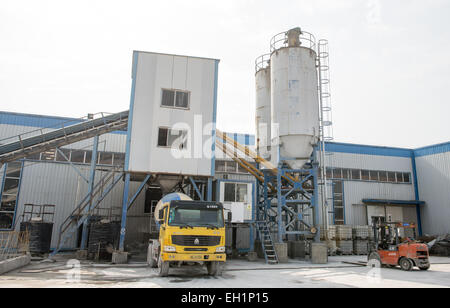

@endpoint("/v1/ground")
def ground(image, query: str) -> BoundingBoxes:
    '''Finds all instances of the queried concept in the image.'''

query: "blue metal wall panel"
[0,112,126,135]
[324,142,413,158]
[414,141,450,158]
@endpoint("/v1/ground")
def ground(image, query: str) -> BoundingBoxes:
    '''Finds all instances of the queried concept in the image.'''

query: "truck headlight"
[164,245,176,252]
[216,246,225,253]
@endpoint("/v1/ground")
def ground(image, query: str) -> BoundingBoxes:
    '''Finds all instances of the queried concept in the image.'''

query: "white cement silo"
[270,28,320,169]
[255,54,271,160]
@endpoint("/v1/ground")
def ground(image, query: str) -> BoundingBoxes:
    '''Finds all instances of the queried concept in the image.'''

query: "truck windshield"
[168,205,224,228]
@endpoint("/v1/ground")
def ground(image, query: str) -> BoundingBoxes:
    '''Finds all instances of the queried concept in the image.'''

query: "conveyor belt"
[0,111,129,165]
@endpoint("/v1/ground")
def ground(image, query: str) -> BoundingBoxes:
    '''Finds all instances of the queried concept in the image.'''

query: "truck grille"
[172,235,220,246]
[184,248,207,252]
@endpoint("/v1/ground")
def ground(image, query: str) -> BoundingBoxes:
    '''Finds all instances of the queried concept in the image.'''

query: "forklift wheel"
[399,258,413,271]
[368,252,381,267]
[419,264,430,271]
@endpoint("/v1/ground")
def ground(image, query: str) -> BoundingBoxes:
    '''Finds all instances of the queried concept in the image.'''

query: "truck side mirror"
[227,211,232,222]
[159,209,164,221]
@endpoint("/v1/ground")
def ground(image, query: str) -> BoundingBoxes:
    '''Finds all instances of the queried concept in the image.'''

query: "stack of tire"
[20,220,53,256]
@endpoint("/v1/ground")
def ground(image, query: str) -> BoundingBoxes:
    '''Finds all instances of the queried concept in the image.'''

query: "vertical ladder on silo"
[317,39,335,234]
[256,221,278,264]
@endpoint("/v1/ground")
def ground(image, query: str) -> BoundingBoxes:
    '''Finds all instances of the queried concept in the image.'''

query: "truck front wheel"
[207,261,222,276]
[158,257,170,277]
[147,243,157,268]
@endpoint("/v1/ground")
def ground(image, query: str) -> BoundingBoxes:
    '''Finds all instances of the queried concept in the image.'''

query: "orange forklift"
[368,216,430,271]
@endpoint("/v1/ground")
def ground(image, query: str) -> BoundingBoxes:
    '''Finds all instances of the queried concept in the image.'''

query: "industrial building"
[0,110,449,250]
[0,27,448,264]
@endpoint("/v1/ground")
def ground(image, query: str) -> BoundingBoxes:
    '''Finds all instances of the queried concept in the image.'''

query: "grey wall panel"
[341,181,414,226]
[125,216,152,245]
[13,161,149,250]
[236,226,250,250]
[128,52,217,176]
[416,152,450,235]
[327,152,413,171]
[324,152,415,227]
[14,162,91,248]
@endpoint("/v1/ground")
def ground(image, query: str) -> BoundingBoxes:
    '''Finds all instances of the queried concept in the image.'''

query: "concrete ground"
[0,255,449,288]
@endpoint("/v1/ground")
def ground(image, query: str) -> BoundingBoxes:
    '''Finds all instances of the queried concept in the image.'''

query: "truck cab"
[147,193,226,277]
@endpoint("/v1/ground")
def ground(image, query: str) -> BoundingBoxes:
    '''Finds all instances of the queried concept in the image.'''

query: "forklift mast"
[371,216,418,251]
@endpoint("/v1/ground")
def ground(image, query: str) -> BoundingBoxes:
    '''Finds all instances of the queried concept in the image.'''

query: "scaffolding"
[215,129,321,264]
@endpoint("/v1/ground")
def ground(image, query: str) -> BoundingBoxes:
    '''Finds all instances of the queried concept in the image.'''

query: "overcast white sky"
[1,0,449,148]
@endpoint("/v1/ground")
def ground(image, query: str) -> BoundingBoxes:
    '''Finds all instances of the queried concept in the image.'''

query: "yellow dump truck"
[147,192,226,277]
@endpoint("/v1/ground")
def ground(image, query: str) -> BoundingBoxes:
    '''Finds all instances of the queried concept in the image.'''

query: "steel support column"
[260,166,320,244]
[119,173,131,251]
[80,135,99,249]
[127,174,151,211]
[189,177,204,201]
[276,170,283,243]
[312,167,320,242]
[207,178,213,201]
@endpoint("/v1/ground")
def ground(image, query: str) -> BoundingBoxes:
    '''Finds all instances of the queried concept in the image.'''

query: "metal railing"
[59,165,123,236]
[0,111,129,165]
[52,166,124,256]
[270,29,316,53]
[255,54,271,73]
[0,112,114,146]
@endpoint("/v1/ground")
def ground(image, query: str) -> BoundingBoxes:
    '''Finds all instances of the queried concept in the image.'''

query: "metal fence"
[0,231,29,261]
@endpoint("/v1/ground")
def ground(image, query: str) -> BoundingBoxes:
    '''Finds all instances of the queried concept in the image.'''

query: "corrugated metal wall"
[0,114,140,249]
[2,111,449,246]
[415,151,450,235]
[327,152,413,171]
[13,161,145,249]
[341,181,415,225]
[327,152,416,226]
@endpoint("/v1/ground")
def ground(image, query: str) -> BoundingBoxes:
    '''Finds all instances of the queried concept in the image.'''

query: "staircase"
[51,166,124,256]
[255,221,278,264]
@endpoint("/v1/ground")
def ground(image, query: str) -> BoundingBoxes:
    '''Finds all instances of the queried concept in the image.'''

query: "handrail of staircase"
[58,166,122,237]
